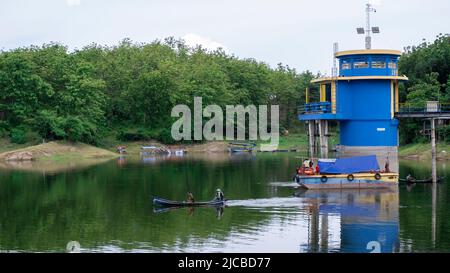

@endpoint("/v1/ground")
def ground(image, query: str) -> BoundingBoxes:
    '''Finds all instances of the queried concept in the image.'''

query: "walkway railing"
[397,103,450,114]
[299,102,332,114]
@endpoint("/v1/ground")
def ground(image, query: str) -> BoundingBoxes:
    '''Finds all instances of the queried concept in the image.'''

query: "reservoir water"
[0,153,448,253]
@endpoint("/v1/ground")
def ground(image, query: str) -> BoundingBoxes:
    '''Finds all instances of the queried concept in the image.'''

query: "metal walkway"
[395,103,450,119]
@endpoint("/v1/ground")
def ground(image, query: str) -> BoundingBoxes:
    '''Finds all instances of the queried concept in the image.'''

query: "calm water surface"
[0,153,449,253]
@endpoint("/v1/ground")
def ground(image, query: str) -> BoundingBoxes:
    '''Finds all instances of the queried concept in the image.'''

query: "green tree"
[406,72,441,105]
[0,52,53,128]
[399,34,450,144]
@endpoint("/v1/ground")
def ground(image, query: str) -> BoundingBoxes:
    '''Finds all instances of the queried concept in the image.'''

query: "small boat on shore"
[228,142,256,153]
[399,177,445,184]
[153,197,226,207]
[294,155,398,190]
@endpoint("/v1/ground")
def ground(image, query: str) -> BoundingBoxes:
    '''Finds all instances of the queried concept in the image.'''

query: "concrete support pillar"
[314,121,319,156]
[308,121,316,158]
[431,118,437,183]
[318,120,329,158]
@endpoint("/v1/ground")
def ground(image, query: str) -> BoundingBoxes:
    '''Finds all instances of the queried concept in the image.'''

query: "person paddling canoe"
[406,174,415,183]
[186,192,195,203]
[215,189,224,201]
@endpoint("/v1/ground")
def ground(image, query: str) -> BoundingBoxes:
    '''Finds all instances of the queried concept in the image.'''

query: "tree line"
[0,38,313,145]
[0,34,448,146]
[399,34,450,144]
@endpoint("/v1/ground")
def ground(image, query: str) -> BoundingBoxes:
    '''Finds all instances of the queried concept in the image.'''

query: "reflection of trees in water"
[0,154,301,252]
[399,160,450,252]
[0,157,113,174]
[153,205,225,220]
[5,157,442,252]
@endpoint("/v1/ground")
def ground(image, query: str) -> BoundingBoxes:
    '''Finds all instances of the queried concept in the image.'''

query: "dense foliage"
[1,35,448,146]
[399,34,450,144]
[0,38,314,144]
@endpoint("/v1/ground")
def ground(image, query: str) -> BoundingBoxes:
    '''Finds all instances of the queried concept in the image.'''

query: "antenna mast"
[357,2,379,49]
[332,42,339,77]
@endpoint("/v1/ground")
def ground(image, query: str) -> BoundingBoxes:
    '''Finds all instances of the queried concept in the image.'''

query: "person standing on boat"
[385,158,391,173]
[187,192,195,203]
[215,189,224,201]
[309,160,316,174]
[303,159,310,168]
[294,166,303,182]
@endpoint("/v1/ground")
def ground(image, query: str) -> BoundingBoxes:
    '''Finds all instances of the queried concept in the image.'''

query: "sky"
[1,0,449,74]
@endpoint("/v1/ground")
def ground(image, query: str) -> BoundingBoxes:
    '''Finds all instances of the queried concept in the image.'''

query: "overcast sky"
[1,0,449,74]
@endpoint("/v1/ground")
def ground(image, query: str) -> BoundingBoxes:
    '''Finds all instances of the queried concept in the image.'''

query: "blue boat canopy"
[318,155,380,174]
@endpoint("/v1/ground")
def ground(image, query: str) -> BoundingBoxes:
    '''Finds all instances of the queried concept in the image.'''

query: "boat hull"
[153,197,226,207]
[296,173,399,190]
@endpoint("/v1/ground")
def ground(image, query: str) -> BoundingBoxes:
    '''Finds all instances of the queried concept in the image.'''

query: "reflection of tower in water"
[300,189,400,253]
[302,200,334,253]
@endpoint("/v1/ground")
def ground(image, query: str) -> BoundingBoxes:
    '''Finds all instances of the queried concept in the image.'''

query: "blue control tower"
[299,3,408,172]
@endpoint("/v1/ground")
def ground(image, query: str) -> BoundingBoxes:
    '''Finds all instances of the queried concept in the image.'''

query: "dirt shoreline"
[0,141,118,162]
[1,140,449,164]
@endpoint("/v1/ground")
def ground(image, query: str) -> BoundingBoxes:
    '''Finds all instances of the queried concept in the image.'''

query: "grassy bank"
[257,133,338,151]
[399,143,450,160]
[259,134,308,151]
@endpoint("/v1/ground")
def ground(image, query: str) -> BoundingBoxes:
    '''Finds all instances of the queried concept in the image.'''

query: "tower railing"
[299,102,332,114]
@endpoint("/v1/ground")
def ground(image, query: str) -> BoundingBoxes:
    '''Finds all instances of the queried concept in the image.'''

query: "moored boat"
[294,155,399,190]
[228,142,256,153]
[153,197,226,207]
[296,172,399,190]
[399,177,445,184]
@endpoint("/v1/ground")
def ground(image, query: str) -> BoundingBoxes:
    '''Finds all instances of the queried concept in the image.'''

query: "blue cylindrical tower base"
[340,120,399,147]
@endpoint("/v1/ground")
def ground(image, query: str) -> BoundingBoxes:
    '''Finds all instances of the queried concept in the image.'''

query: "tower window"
[341,60,351,70]
[354,61,369,69]
[372,61,386,68]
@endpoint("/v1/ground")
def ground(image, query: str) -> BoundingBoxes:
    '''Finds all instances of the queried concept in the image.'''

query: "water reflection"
[153,205,226,220]
[432,183,437,248]
[137,152,256,166]
[149,189,400,253]
[0,156,114,174]
[298,189,399,253]
[0,153,448,252]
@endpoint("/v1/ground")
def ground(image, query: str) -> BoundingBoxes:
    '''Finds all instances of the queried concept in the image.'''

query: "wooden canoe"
[399,177,445,184]
[153,197,226,207]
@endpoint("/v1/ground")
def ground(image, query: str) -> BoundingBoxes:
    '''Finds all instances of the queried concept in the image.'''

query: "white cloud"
[369,0,382,6]
[182,33,227,52]
[66,0,81,7]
